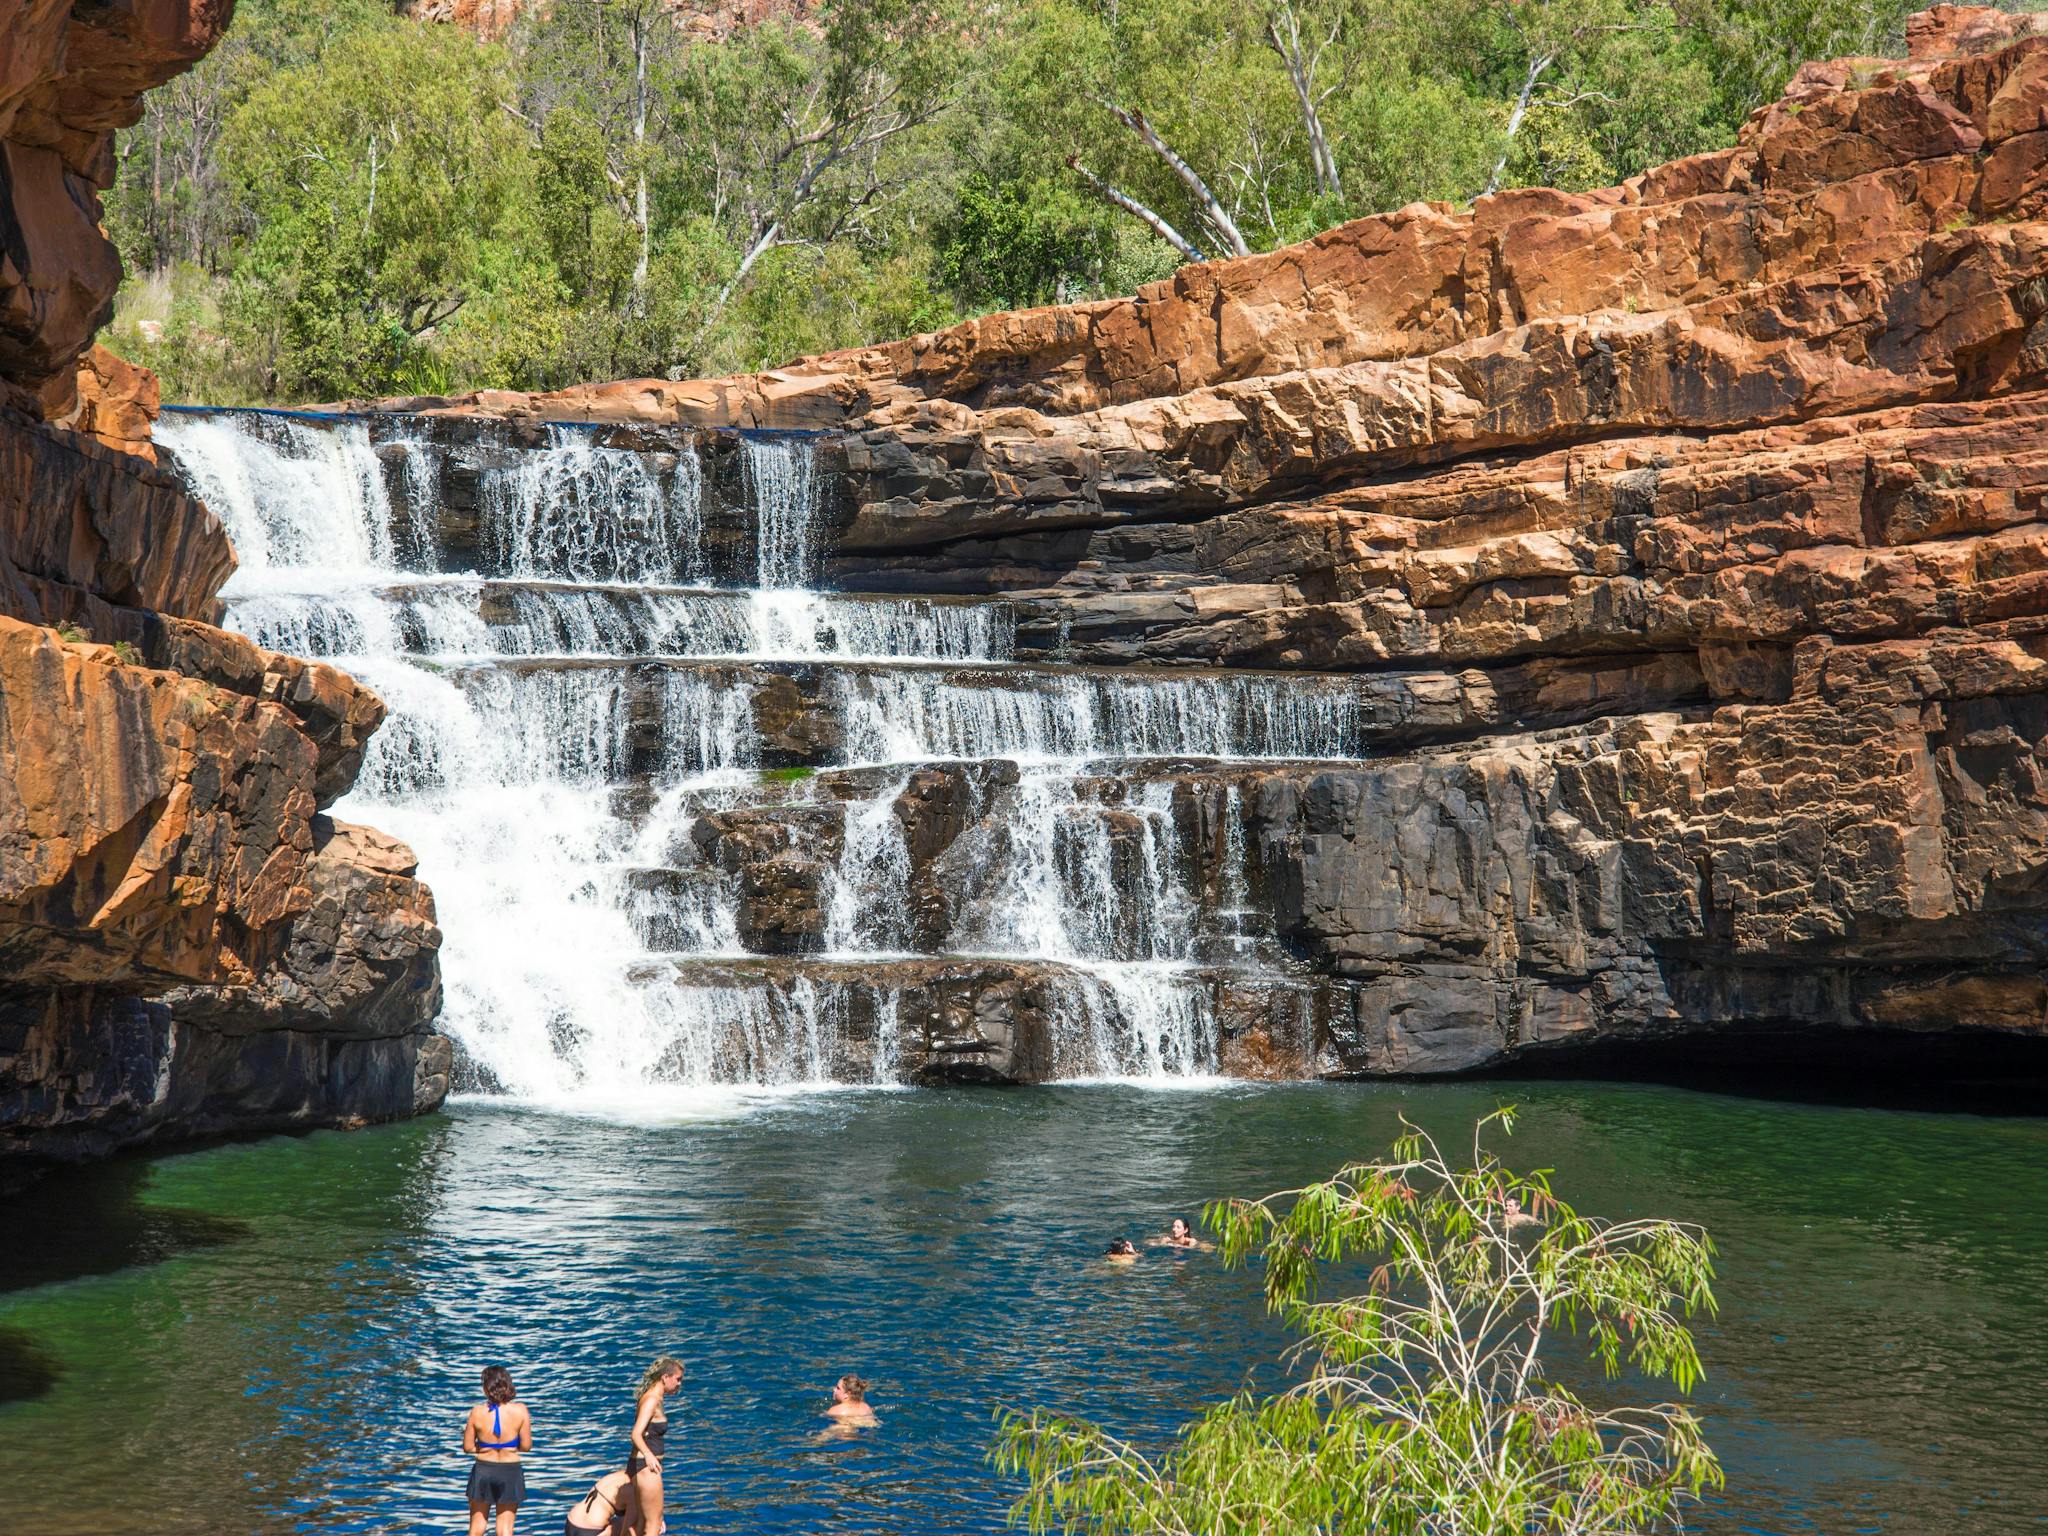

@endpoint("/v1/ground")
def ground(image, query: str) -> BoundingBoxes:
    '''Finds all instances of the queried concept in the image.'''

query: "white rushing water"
[157,408,1314,1102]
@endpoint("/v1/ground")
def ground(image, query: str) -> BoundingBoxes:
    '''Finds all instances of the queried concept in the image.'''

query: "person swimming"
[463,1365,532,1536]
[811,1373,880,1445]
[626,1355,683,1536]
[1103,1238,1139,1264]
[824,1374,877,1425]
[1499,1194,1544,1232]
[1151,1217,1210,1252]
[563,1469,636,1536]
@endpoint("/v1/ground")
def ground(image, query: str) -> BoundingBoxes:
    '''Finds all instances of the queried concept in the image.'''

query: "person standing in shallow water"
[626,1356,683,1536]
[462,1365,531,1536]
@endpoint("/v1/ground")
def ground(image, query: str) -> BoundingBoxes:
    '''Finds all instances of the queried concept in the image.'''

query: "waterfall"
[824,775,914,957]
[742,436,820,589]
[482,424,705,584]
[158,408,1299,1102]
[834,668,1366,765]
[162,410,395,579]
[1216,783,1257,958]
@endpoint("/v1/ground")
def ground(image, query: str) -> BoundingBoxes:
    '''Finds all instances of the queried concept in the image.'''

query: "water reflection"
[0,1083,2041,1534]
[0,1158,245,1296]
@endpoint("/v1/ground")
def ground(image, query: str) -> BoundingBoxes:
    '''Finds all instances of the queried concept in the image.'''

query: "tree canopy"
[103,0,1924,403]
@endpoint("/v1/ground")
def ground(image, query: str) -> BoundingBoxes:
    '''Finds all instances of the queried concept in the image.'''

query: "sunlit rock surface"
[0,0,446,1162]
[400,6,2048,1079]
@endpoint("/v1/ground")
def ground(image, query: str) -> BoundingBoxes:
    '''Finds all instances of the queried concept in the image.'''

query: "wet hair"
[1104,1239,1136,1256]
[481,1366,516,1405]
[636,1355,685,1402]
[836,1374,869,1402]
[1170,1217,1191,1232]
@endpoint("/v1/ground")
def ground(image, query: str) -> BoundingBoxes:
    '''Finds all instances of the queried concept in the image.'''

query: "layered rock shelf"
[379,4,2048,1079]
[11,3,2048,1156]
[0,3,448,1162]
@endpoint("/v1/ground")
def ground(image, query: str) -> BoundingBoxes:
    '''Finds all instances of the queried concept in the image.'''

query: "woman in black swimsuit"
[564,1468,636,1536]
[462,1365,532,1536]
[627,1356,683,1536]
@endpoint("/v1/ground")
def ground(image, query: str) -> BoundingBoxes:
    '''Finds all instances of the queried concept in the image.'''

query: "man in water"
[1103,1238,1140,1264]
[1151,1217,1210,1252]
[1500,1195,1544,1232]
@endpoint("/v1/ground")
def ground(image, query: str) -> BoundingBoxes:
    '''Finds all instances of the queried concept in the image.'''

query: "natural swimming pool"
[1,1081,2041,1534]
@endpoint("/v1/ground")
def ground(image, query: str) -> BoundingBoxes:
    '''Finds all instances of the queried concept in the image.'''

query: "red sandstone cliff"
[406,6,2048,1075]
[0,0,447,1161]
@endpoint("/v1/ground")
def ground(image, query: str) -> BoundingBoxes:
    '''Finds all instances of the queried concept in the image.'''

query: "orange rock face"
[411,6,2048,1079]
[0,1,232,397]
[40,343,161,459]
[0,1,447,1161]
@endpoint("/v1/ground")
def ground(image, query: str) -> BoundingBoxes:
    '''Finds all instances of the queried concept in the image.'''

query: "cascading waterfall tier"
[157,406,1337,1103]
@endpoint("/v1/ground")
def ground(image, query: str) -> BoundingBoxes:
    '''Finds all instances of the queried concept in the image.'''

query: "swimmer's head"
[1504,1197,1522,1216]
[833,1374,870,1404]
[1105,1239,1137,1257]
[481,1365,516,1404]
[1169,1218,1192,1240]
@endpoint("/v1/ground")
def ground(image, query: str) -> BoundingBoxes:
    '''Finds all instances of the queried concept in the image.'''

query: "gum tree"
[995,1111,1722,1534]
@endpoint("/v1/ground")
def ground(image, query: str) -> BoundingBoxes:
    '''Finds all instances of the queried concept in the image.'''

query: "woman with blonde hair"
[626,1356,683,1536]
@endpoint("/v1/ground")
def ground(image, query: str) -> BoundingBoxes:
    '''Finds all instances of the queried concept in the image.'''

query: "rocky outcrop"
[40,342,160,459]
[1,0,231,403]
[410,6,2048,1080]
[0,1,447,1161]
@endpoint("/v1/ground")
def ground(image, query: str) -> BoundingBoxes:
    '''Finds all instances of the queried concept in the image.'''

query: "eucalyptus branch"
[996,1114,1719,1536]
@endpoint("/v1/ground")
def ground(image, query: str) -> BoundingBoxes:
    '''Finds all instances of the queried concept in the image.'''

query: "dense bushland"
[104,0,1920,402]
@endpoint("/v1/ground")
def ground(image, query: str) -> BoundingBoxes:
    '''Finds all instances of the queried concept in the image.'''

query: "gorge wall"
[399,4,2048,1081]
[0,1,447,1163]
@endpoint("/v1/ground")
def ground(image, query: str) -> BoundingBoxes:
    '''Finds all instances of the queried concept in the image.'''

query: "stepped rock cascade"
[387,7,2048,1082]
[12,6,2048,1159]
[158,408,1376,1097]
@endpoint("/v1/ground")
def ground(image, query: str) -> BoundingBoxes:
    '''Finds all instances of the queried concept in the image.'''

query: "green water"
[0,1081,2041,1534]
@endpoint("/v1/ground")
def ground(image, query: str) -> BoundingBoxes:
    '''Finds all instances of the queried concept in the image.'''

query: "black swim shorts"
[468,1459,527,1509]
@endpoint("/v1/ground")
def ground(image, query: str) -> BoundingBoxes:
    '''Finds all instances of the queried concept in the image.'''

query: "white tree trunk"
[1067,155,1206,263]
[1102,101,1250,258]
[631,2,650,308]
[1267,3,1340,199]
[1484,52,1553,198]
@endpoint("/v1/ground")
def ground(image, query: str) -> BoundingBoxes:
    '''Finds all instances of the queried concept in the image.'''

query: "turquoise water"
[0,1082,2042,1534]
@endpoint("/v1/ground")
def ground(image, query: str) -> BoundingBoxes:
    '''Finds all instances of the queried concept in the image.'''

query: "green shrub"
[996,1110,1721,1536]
